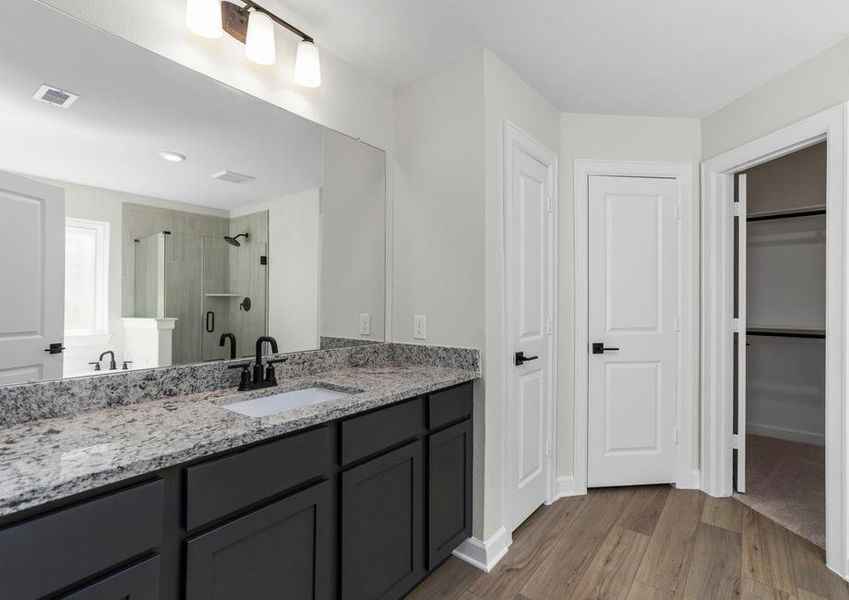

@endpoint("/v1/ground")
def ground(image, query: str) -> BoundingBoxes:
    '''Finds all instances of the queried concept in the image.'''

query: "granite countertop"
[0,364,477,518]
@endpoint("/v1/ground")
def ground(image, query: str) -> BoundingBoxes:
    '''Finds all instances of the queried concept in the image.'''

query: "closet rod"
[746,329,825,339]
[747,208,826,222]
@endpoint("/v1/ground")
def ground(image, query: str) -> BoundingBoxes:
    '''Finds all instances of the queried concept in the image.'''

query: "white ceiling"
[270,0,849,116]
[0,1,324,211]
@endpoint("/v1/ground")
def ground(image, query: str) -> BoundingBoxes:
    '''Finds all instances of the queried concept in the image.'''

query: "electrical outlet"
[413,315,427,340]
[359,313,371,336]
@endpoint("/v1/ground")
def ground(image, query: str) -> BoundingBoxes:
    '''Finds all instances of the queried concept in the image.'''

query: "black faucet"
[99,350,117,371]
[219,333,237,360]
[227,336,287,391]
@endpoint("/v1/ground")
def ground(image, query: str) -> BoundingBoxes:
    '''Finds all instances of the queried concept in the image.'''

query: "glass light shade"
[245,11,276,65]
[295,41,321,88]
[186,0,223,39]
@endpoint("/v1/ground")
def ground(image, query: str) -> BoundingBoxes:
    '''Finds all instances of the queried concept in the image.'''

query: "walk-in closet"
[734,142,826,548]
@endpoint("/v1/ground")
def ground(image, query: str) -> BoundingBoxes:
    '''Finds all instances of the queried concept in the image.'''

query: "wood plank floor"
[407,487,849,600]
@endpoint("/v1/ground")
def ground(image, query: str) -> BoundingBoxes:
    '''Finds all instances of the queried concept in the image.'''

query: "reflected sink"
[222,386,351,418]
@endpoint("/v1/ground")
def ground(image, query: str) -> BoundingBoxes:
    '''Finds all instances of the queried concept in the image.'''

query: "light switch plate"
[359,313,371,336]
[413,315,427,340]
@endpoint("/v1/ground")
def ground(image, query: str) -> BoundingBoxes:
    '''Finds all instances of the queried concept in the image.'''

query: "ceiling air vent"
[212,170,256,184]
[32,84,79,108]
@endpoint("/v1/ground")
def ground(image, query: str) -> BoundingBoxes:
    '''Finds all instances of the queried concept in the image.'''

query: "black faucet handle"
[227,362,252,391]
[266,357,287,365]
[122,361,133,370]
[227,361,251,370]
[88,361,102,371]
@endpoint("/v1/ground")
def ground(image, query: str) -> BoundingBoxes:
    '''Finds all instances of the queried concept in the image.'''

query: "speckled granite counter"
[0,350,478,518]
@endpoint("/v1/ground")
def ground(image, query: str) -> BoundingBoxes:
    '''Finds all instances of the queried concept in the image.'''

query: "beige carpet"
[734,434,825,548]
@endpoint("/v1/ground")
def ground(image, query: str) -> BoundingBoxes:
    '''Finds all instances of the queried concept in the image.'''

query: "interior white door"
[587,175,678,487]
[0,171,65,384]
[505,146,553,532]
[735,173,748,493]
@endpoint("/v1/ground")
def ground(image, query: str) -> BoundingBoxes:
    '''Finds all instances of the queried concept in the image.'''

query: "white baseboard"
[452,527,511,573]
[747,422,825,446]
[554,475,585,499]
[677,469,701,489]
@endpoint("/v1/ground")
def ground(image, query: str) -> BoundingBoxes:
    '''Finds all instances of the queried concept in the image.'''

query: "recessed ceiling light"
[160,151,186,163]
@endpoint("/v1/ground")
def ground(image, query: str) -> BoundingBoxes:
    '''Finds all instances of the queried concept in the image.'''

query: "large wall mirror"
[0,1,386,384]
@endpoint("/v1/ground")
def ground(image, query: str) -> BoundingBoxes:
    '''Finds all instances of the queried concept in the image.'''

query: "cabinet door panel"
[186,481,332,600]
[61,556,160,600]
[427,419,472,568]
[341,441,424,600]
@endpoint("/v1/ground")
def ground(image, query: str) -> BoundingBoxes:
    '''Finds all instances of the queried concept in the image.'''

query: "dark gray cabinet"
[185,481,333,600]
[427,419,473,568]
[0,381,474,600]
[341,441,425,600]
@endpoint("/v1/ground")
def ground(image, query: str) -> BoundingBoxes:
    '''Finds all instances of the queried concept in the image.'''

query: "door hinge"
[673,203,681,221]
[546,440,552,457]
[731,433,740,449]
[545,317,553,335]
[732,203,745,218]
[732,317,742,333]
[545,194,553,213]
[673,315,681,332]
[673,428,679,445]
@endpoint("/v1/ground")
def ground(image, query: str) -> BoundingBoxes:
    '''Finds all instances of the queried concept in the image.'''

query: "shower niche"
[125,205,268,367]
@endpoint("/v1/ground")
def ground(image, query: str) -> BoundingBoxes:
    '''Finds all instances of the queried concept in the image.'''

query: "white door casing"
[587,175,679,487]
[701,104,847,578]
[0,171,65,384]
[504,123,556,534]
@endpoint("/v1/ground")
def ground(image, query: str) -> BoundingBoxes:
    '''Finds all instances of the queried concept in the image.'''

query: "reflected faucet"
[219,333,237,360]
[99,350,117,371]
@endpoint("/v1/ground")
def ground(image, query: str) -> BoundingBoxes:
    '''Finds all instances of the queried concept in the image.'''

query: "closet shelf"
[747,207,825,222]
[746,326,825,339]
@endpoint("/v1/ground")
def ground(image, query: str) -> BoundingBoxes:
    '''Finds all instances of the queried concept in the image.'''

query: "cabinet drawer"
[186,481,333,600]
[185,425,333,531]
[62,556,160,600]
[0,480,164,599]
[341,398,424,464]
[428,383,473,430]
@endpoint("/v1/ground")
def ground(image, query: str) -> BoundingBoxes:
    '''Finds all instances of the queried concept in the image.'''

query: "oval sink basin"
[222,386,350,418]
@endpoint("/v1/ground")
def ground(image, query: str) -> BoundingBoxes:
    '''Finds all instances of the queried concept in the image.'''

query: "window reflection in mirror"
[0,1,386,385]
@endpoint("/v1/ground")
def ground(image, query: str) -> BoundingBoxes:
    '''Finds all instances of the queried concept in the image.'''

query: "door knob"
[514,351,539,366]
[592,342,620,354]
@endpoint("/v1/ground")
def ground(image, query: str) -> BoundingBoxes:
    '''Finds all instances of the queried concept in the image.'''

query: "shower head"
[224,232,249,247]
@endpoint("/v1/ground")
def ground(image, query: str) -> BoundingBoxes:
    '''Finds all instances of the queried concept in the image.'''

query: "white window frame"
[64,217,110,343]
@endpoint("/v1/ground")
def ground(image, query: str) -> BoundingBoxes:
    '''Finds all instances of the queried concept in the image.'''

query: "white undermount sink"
[221,386,351,418]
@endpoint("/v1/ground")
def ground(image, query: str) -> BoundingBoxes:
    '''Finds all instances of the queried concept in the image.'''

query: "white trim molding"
[501,121,559,533]
[453,528,512,573]
[700,103,848,579]
[572,159,697,495]
[553,476,582,499]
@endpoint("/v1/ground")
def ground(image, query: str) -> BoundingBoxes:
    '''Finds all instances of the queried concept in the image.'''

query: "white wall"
[232,191,321,353]
[557,113,702,478]
[703,37,849,159]
[321,129,387,342]
[394,48,561,540]
[37,0,393,151]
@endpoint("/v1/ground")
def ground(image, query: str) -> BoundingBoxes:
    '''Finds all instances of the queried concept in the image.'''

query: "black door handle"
[514,351,539,366]
[592,342,620,354]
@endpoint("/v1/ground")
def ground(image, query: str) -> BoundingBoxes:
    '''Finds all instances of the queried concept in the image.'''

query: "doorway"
[701,104,848,578]
[733,143,826,548]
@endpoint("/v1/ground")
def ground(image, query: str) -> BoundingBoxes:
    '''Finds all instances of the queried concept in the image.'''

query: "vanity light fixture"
[187,0,321,87]
[159,151,187,163]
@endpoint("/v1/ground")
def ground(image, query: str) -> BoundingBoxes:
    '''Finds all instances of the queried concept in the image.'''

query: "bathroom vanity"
[0,345,477,600]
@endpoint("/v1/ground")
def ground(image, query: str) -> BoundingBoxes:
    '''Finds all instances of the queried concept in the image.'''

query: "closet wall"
[745,142,826,446]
